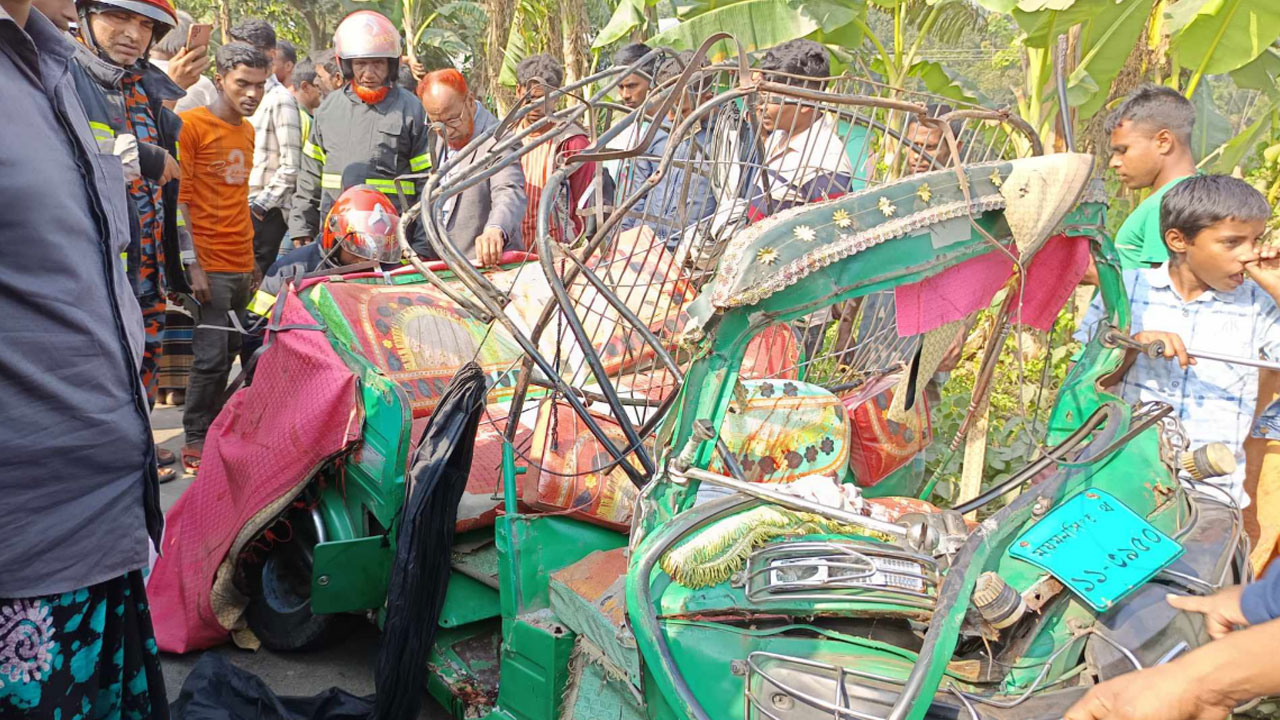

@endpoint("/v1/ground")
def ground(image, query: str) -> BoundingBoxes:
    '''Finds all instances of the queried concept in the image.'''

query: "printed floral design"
[793,225,817,242]
[0,600,54,685]
[916,182,933,204]
[877,196,896,217]
[756,247,780,266]
[832,209,853,229]
[989,168,1004,188]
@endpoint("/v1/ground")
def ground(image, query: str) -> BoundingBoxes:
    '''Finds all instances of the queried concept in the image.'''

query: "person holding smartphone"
[149,9,214,113]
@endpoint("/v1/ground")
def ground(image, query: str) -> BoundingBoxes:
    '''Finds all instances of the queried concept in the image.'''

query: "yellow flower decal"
[832,209,853,229]
[878,196,897,217]
[756,247,779,265]
[793,225,817,242]
[989,168,1004,188]
[916,182,933,204]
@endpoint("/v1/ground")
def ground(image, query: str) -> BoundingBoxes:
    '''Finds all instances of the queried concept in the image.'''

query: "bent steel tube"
[669,467,908,539]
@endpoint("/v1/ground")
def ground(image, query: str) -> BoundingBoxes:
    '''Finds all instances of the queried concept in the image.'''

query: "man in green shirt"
[1105,84,1198,270]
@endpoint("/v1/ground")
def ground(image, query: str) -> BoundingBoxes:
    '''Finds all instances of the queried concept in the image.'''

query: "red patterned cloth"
[148,291,362,652]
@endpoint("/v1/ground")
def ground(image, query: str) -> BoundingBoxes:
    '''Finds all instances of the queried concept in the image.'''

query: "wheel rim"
[261,524,316,614]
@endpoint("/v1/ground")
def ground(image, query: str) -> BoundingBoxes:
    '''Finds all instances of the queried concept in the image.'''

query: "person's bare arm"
[1065,616,1280,720]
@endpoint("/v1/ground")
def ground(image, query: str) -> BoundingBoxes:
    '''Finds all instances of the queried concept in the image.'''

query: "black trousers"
[183,271,252,446]
[252,207,288,275]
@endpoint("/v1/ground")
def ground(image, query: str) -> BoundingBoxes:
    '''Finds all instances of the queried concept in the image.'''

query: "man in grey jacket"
[1,1,168,716]
[417,68,526,265]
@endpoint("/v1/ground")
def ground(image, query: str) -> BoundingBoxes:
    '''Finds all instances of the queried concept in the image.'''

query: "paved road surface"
[152,403,448,717]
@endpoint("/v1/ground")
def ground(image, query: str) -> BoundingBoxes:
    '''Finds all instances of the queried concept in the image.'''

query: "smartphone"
[185,23,213,51]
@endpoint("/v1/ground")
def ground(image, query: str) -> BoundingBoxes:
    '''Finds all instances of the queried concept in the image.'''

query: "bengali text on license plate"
[1008,488,1183,611]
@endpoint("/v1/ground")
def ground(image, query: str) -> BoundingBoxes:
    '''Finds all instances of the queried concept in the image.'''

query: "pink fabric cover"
[147,291,363,653]
[894,235,1090,336]
[1015,234,1090,330]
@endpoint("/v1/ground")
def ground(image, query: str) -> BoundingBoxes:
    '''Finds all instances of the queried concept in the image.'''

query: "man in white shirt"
[748,39,853,221]
[231,19,302,272]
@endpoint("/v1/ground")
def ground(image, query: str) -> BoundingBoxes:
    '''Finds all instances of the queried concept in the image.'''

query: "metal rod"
[669,467,908,539]
[1104,326,1280,370]
[1184,348,1280,372]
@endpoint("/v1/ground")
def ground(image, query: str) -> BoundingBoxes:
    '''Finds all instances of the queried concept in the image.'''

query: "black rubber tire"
[245,510,342,652]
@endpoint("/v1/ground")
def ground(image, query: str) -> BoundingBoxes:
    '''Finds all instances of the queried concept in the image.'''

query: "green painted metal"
[426,621,504,719]
[439,572,502,628]
[496,514,628,619]
[310,536,393,613]
[618,193,1214,720]
[495,613,578,720]
[281,178,1209,720]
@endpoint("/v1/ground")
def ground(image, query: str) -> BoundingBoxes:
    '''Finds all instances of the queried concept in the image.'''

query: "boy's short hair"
[1160,174,1271,242]
[277,39,297,65]
[1104,83,1195,147]
[292,58,317,87]
[757,39,829,90]
[516,54,564,90]
[613,42,657,80]
[229,19,276,52]
[216,42,270,75]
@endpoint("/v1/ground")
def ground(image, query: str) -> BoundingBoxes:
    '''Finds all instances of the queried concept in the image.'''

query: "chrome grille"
[745,540,938,611]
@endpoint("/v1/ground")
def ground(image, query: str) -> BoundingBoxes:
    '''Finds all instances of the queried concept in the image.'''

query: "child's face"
[1108,120,1170,190]
[1175,217,1266,292]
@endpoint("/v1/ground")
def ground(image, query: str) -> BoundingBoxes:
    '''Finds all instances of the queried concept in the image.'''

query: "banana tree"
[399,0,486,70]
[592,0,867,63]
[975,0,1280,162]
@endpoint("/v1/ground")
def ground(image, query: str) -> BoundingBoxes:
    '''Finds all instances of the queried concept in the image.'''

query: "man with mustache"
[69,0,190,481]
[287,10,432,251]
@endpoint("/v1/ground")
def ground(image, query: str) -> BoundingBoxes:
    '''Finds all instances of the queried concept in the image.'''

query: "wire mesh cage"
[409,36,1055,493]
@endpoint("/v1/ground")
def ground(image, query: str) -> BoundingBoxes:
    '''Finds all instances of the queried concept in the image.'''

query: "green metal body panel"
[282,186,1211,720]
[440,573,502,628]
[623,195,1207,720]
[311,536,392,613]
[302,282,414,614]
[426,622,504,717]
[495,514,628,620]
[492,613,578,720]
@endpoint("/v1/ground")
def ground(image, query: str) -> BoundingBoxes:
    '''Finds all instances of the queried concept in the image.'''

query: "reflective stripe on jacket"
[288,85,432,241]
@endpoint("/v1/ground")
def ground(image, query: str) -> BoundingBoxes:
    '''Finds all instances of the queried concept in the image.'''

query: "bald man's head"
[418,70,476,149]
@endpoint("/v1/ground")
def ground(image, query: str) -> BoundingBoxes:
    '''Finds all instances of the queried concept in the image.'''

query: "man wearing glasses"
[416,67,526,266]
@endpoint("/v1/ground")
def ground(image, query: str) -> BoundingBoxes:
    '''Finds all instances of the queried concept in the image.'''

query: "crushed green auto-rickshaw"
[150,39,1249,720]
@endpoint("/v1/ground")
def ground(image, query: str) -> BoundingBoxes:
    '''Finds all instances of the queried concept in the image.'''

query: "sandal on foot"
[158,464,178,484]
[156,446,177,467]
[181,445,202,474]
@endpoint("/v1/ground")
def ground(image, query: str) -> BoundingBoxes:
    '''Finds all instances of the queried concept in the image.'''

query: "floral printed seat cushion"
[709,379,852,484]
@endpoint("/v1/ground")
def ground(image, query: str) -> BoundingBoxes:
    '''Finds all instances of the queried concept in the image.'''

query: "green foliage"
[924,303,1081,510]
[1172,0,1280,83]
[644,0,863,60]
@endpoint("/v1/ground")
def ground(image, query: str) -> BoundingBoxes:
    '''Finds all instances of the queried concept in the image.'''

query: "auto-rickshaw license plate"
[1009,488,1183,611]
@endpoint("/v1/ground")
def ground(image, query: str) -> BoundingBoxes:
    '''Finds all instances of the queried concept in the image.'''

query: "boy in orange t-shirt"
[178,42,270,468]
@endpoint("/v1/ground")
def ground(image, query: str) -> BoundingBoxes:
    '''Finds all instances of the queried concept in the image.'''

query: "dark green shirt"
[1113,174,1192,269]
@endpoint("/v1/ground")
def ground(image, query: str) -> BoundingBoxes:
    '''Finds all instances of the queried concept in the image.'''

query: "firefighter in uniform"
[287,10,431,247]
